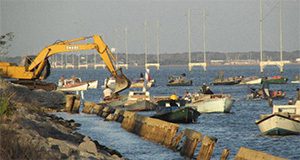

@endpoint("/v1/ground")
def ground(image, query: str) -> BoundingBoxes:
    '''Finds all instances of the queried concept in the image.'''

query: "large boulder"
[0,80,65,110]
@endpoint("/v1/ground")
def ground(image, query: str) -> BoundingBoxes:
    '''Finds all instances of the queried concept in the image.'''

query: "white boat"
[256,101,300,135]
[187,94,234,113]
[57,83,88,91]
[86,80,98,89]
[58,77,97,91]
[291,75,300,84]
[130,79,155,89]
[130,69,155,89]
[239,76,262,85]
[124,91,156,111]
[291,80,300,84]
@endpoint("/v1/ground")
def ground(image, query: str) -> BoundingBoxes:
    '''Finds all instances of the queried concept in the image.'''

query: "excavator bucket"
[113,68,131,94]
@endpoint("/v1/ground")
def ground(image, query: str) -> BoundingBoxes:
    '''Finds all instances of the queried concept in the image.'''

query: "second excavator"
[0,35,131,94]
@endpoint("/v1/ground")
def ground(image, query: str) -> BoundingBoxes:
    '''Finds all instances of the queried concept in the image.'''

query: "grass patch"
[0,93,14,116]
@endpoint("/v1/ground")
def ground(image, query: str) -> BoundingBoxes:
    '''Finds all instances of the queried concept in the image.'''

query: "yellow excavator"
[0,35,131,93]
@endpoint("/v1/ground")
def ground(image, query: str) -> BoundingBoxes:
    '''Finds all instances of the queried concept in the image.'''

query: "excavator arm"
[0,35,131,93]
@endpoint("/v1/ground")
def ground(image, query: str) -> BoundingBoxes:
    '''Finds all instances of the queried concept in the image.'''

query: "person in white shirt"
[103,86,113,101]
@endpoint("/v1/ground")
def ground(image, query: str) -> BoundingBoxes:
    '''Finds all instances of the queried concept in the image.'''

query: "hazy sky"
[0,0,299,56]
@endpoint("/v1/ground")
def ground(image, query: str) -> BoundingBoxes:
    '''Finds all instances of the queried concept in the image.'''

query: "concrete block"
[65,95,75,112]
[72,99,81,113]
[105,114,115,121]
[220,149,230,160]
[234,147,287,160]
[196,136,217,160]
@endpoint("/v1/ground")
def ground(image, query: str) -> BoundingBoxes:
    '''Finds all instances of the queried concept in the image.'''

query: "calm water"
[50,65,300,160]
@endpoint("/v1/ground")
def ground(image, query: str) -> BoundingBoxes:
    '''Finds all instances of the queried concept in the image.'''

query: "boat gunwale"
[255,113,300,125]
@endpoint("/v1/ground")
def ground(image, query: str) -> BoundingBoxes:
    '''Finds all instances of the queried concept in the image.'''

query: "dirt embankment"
[0,79,123,160]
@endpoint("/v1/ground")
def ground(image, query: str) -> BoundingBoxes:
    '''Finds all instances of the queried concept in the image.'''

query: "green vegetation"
[0,96,9,115]
[0,93,14,116]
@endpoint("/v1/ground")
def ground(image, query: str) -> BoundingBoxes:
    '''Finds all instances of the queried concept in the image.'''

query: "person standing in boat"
[140,72,144,80]
[103,86,113,101]
[201,83,214,94]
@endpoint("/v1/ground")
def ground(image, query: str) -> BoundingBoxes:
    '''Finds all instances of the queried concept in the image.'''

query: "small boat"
[212,76,242,85]
[262,76,288,84]
[247,89,286,100]
[151,106,200,123]
[57,83,88,91]
[256,101,300,135]
[130,69,155,89]
[291,75,300,84]
[130,79,155,88]
[187,94,234,113]
[167,74,192,86]
[99,95,128,108]
[212,71,242,85]
[239,76,262,85]
[57,77,97,91]
[124,91,156,111]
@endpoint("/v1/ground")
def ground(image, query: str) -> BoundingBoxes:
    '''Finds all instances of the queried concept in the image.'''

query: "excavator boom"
[0,35,131,93]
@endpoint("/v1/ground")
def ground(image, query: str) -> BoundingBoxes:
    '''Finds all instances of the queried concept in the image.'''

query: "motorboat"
[167,74,192,86]
[262,76,288,84]
[239,76,262,85]
[187,94,234,113]
[256,101,300,135]
[291,75,300,84]
[124,91,156,111]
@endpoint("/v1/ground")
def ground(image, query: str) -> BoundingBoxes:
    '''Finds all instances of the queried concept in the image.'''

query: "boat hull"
[212,80,240,85]
[188,97,234,113]
[256,114,300,135]
[167,80,192,86]
[240,78,262,85]
[57,83,88,91]
[291,80,300,84]
[151,107,200,123]
[125,100,157,111]
[262,78,288,84]
[130,81,154,88]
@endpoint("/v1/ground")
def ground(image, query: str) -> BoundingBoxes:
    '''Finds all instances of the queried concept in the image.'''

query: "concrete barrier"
[121,111,179,147]
[72,99,81,113]
[83,101,96,113]
[91,105,103,114]
[220,149,230,160]
[234,147,287,160]
[196,136,217,160]
[65,95,80,113]
[68,103,287,160]
[180,129,203,158]
[65,95,75,112]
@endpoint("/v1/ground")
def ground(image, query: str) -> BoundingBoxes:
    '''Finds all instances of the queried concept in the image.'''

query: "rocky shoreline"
[0,79,123,160]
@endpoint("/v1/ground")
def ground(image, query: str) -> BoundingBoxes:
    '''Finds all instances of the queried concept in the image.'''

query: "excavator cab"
[113,68,131,94]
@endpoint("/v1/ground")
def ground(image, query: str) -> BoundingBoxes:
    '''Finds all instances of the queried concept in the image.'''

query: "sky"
[0,0,299,56]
